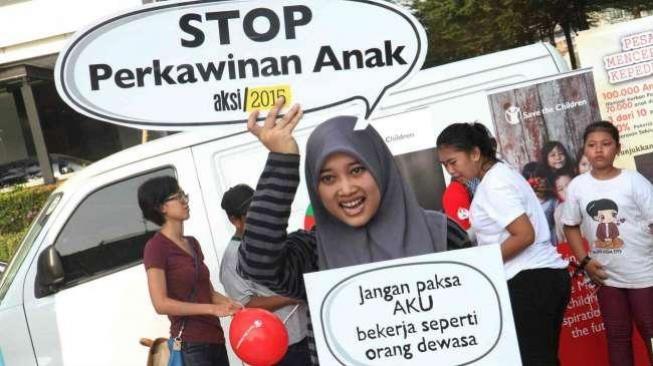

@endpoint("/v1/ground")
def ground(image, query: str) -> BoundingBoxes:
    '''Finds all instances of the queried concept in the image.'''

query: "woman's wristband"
[578,255,592,270]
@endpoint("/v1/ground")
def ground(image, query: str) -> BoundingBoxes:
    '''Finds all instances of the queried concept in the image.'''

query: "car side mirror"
[35,245,65,298]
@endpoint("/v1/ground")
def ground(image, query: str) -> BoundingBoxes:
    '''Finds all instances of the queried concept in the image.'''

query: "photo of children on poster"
[487,70,600,246]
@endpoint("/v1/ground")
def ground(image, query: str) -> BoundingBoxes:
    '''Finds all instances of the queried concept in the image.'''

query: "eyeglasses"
[165,190,189,203]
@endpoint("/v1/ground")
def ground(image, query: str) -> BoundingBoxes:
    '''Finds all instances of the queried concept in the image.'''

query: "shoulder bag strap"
[175,239,200,341]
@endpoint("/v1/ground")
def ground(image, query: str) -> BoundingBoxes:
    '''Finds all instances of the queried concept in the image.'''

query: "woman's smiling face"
[317,152,381,227]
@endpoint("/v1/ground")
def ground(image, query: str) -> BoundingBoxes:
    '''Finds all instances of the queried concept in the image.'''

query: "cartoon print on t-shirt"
[586,199,625,249]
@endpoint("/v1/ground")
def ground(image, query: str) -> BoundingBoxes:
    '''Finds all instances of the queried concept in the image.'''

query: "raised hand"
[247,97,303,154]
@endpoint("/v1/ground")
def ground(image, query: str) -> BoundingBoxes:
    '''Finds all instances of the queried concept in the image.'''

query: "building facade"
[0,0,163,184]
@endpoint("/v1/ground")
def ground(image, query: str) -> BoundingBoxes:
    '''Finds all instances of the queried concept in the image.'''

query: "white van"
[0,43,568,366]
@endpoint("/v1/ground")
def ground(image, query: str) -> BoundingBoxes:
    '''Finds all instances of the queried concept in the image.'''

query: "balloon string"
[236,321,260,351]
[283,304,300,324]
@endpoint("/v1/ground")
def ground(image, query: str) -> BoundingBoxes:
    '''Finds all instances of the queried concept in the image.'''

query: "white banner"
[304,245,521,365]
[577,17,653,180]
[54,0,427,130]
[371,108,437,156]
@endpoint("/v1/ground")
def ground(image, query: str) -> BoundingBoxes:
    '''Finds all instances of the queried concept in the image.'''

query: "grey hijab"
[305,116,448,270]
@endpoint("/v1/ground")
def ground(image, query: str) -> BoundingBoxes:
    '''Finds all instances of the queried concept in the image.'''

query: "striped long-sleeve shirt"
[238,153,318,299]
[238,153,319,364]
[238,152,471,364]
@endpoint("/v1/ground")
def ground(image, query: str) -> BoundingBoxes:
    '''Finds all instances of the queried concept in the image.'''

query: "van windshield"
[0,193,62,303]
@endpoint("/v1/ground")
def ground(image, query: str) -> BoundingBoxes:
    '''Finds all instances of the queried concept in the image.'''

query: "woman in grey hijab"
[305,115,449,269]
[239,99,469,365]
[239,98,468,287]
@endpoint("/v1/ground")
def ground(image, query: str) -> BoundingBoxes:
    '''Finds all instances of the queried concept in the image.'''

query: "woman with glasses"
[138,176,241,366]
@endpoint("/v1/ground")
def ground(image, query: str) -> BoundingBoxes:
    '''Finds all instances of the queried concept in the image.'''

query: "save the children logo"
[503,104,522,125]
[54,0,427,130]
[586,198,626,250]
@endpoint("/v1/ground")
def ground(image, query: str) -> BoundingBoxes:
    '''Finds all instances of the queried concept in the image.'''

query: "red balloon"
[229,308,289,366]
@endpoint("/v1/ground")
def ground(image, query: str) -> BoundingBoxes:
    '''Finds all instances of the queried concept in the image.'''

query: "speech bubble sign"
[304,246,521,365]
[54,0,427,130]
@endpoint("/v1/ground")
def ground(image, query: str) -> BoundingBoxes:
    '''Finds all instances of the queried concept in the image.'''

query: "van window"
[54,168,175,287]
[0,193,62,303]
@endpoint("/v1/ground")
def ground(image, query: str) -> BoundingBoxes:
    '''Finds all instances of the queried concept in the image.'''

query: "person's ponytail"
[437,122,497,162]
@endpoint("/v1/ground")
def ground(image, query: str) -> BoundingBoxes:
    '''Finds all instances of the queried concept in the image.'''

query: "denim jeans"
[181,341,229,366]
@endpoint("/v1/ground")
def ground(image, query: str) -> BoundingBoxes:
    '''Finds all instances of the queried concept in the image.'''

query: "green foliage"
[413,0,539,67]
[411,0,630,68]
[0,230,27,263]
[607,0,653,18]
[0,185,56,262]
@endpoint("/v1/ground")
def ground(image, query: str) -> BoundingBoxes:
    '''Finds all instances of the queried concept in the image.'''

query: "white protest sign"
[54,0,427,130]
[304,245,520,365]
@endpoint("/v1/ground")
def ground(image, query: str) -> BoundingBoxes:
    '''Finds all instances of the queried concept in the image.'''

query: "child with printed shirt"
[562,121,653,366]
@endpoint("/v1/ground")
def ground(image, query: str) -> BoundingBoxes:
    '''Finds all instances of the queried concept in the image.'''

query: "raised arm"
[238,98,318,299]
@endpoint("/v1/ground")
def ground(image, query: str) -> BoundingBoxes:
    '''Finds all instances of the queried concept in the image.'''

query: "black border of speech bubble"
[56,0,424,128]
[317,261,505,366]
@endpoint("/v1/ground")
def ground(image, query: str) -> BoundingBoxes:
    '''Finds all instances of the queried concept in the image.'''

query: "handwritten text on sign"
[54,0,426,129]
[304,246,521,365]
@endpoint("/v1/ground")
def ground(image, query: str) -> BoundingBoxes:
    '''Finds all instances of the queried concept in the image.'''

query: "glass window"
[54,168,174,287]
[0,192,62,302]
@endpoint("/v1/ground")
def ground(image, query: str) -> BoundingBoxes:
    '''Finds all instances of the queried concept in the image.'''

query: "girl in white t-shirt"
[437,123,570,366]
[562,121,653,366]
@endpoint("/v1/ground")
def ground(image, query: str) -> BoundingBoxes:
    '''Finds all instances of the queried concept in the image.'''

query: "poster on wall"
[486,69,600,176]
[486,69,600,246]
[304,245,521,365]
[54,0,427,130]
[577,17,653,182]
